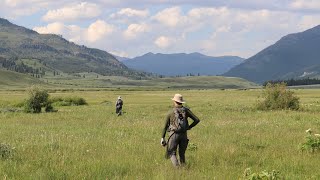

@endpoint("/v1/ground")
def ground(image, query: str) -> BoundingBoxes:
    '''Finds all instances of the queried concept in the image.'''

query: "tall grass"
[0,90,320,179]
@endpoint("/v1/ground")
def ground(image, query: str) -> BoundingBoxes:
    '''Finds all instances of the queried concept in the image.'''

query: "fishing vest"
[168,107,189,133]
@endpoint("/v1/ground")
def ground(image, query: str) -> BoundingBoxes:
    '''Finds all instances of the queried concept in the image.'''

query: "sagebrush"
[24,85,54,113]
[257,83,299,110]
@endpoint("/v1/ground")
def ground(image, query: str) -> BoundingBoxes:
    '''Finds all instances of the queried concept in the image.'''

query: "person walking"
[115,96,123,116]
[161,94,200,167]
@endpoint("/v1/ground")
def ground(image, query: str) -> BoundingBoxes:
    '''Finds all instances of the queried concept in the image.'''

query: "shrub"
[50,96,87,106]
[0,143,15,160]
[301,129,320,152]
[257,82,299,110]
[242,168,282,180]
[24,85,55,113]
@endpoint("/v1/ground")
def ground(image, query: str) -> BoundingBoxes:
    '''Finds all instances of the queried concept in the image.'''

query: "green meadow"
[1,89,320,179]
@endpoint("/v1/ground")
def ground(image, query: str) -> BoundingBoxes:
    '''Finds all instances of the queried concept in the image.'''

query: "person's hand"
[161,138,166,146]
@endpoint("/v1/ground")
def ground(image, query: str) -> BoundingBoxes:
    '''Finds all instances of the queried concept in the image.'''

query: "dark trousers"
[116,107,122,115]
[167,132,189,166]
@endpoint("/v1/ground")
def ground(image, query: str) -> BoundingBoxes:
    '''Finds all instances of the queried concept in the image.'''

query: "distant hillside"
[0,18,149,79]
[123,52,244,76]
[224,25,320,83]
[0,69,43,88]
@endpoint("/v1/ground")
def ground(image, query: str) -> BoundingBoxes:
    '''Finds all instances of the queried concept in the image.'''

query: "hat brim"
[171,98,185,103]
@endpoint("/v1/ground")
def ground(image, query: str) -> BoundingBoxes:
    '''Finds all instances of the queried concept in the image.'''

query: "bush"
[301,129,320,152]
[242,168,282,180]
[24,86,55,113]
[50,96,87,106]
[257,83,299,110]
[0,143,15,160]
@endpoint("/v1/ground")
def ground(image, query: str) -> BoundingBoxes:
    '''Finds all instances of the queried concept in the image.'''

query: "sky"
[1,0,320,58]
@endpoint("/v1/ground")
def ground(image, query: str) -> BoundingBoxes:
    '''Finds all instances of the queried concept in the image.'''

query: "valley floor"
[0,89,320,179]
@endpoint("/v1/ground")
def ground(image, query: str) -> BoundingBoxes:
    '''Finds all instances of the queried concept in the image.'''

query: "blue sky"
[1,0,320,58]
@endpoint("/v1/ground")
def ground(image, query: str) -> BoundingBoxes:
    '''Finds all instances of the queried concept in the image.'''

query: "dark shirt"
[116,99,123,108]
[162,106,200,138]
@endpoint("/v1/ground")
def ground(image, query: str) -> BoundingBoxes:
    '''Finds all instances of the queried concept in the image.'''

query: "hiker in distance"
[161,94,200,167]
[115,96,123,116]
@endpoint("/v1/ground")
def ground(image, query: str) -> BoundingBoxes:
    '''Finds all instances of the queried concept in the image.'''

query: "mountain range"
[0,18,148,79]
[224,25,320,83]
[122,52,244,76]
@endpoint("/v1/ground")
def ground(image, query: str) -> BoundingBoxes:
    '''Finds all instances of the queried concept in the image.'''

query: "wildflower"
[306,128,312,133]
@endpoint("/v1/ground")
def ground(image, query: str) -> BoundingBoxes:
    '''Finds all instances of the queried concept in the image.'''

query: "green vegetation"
[263,78,320,87]
[0,143,15,160]
[50,96,87,106]
[0,70,257,90]
[0,69,44,89]
[257,83,299,110]
[242,168,282,180]
[0,18,150,79]
[1,89,320,179]
[24,86,53,113]
[301,129,320,152]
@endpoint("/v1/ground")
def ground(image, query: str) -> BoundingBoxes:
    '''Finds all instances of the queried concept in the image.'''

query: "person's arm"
[161,113,170,138]
[187,109,200,130]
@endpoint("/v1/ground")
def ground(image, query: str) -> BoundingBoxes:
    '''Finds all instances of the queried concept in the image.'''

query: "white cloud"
[33,22,65,34]
[298,15,320,30]
[123,23,150,40]
[33,20,115,44]
[28,3,320,58]
[111,8,149,18]
[86,20,115,42]
[109,51,129,58]
[290,0,320,10]
[5,0,45,7]
[42,2,101,22]
[154,36,175,49]
[153,7,187,27]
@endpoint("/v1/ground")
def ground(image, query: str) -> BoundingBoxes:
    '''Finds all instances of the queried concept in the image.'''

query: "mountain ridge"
[0,17,149,79]
[122,52,244,76]
[224,25,320,83]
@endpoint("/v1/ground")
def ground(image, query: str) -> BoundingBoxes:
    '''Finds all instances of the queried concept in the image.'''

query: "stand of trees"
[0,57,44,78]
[263,78,320,86]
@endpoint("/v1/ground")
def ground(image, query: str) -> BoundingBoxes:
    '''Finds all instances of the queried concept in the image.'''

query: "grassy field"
[0,68,258,90]
[1,89,320,179]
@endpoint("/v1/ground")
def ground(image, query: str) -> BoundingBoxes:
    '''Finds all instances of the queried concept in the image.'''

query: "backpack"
[169,107,189,133]
[116,99,123,108]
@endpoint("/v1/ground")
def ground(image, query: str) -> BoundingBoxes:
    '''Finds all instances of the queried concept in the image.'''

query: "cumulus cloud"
[153,7,187,27]
[33,20,115,44]
[123,23,150,40]
[42,2,101,22]
[110,8,149,18]
[154,36,175,48]
[290,0,320,10]
[86,20,115,42]
[28,2,320,58]
[33,22,66,34]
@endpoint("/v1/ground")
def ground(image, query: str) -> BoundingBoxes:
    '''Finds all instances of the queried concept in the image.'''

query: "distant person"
[161,94,200,167]
[115,96,123,116]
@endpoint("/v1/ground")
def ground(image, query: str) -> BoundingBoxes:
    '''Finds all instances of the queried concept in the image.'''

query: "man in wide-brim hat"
[115,96,123,116]
[161,94,200,167]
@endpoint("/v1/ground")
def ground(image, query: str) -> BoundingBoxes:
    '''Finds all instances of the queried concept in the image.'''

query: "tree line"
[0,56,44,78]
[263,78,320,86]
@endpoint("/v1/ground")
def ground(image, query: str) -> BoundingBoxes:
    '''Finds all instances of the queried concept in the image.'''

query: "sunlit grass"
[1,89,320,179]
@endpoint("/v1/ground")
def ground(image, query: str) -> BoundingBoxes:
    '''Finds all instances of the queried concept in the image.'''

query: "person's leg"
[167,134,179,167]
[178,135,189,165]
[119,107,122,115]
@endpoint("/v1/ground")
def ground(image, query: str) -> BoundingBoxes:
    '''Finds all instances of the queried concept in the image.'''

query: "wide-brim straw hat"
[171,94,185,103]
